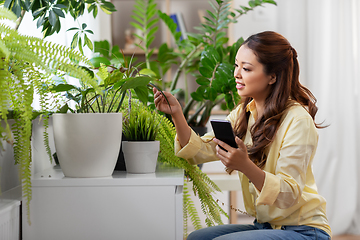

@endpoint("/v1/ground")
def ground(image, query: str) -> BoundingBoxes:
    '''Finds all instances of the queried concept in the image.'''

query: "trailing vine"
[155,112,228,237]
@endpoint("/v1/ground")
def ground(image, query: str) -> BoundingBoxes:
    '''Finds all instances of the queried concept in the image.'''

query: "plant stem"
[169,42,204,92]
[15,10,26,31]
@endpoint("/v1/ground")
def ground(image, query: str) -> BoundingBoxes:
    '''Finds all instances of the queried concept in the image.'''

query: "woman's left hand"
[213,137,251,173]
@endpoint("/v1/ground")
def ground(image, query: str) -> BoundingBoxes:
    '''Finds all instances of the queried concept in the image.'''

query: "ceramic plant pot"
[52,113,122,177]
[122,141,160,174]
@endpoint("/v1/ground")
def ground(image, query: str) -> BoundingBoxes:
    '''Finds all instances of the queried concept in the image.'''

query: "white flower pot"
[122,141,160,174]
[52,113,122,178]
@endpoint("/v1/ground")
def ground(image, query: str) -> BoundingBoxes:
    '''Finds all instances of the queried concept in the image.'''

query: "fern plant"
[155,112,228,237]
[0,8,98,224]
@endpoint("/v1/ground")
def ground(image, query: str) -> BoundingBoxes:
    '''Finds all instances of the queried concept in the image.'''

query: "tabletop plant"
[122,100,160,142]
[51,50,158,114]
[0,8,99,223]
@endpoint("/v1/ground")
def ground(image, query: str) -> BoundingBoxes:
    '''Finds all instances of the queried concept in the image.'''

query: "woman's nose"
[234,68,241,79]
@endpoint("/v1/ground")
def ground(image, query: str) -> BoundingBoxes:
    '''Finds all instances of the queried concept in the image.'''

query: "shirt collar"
[246,99,256,112]
[246,100,258,120]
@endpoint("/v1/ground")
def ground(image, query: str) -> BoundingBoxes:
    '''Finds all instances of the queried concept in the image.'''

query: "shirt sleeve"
[174,105,243,165]
[255,116,318,209]
[175,128,218,165]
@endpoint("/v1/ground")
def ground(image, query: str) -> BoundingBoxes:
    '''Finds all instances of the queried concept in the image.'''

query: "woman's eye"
[243,67,250,72]
[234,64,238,68]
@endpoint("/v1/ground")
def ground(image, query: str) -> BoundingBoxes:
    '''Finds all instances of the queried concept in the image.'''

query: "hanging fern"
[0,8,98,224]
[155,112,228,237]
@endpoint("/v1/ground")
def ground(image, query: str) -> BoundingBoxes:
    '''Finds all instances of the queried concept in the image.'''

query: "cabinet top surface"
[32,166,184,187]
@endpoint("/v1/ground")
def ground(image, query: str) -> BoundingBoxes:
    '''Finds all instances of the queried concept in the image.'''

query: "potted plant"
[50,47,159,176]
[0,8,101,222]
[121,101,160,174]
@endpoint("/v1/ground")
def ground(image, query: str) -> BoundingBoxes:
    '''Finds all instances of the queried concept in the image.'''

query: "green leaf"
[146,36,155,48]
[70,32,79,49]
[225,93,234,110]
[100,1,117,13]
[130,22,143,31]
[52,8,65,18]
[199,66,212,78]
[53,4,67,9]
[201,46,221,66]
[91,5,98,18]
[241,6,251,11]
[131,14,144,25]
[51,83,79,92]
[36,15,45,28]
[134,86,149,104]
[94,40,111,57]
[89,57,111,68]
[67,27,79,31]
[208,87,217,102]
[190,91,203,102]
[48,10,57,26]
[248,1,256,8]
[84,34,93,51]
[78,37,83,54]
[146,18,158,30]
[196,77,211,86]
[32,7,46,17]
[200,57,216,70]
[263,0,277,5]
[118,76,153,92]
[100,4,115,14]
[139,68,157,77]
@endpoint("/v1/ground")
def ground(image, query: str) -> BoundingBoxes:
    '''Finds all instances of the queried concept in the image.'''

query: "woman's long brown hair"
[233,31,322,170]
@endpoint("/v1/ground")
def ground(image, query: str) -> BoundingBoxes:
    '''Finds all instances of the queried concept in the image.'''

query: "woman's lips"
[236,82,245,89]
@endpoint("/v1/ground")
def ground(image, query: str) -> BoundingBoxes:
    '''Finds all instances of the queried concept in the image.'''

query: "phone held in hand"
[210,119,238,151]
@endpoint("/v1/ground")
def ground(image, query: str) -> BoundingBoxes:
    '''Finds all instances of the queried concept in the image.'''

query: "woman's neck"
[253,100,265,120]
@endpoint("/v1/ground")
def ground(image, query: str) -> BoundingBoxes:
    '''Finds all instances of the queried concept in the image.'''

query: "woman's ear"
[269,74,276,85]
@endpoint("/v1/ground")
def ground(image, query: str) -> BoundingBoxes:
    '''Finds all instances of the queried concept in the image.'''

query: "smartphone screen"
[210,119,238,150]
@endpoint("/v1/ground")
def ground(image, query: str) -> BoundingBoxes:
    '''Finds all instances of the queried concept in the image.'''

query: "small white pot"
[52,113,122,178]
[122,141,160,174]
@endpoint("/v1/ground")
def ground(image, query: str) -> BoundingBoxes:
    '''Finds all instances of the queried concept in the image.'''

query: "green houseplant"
[121,101,161,173]
[0,8,99,222]
[131,0,277,128]
[50,49,158,177]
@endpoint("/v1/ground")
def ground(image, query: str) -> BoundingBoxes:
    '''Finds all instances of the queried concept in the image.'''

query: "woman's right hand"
[153,88,182,116]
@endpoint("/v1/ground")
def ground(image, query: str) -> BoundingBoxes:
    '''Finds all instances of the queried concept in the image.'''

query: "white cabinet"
[23,167,184,240]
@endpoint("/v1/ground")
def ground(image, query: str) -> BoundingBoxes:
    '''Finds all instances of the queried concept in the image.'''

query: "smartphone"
[210,119,238,151]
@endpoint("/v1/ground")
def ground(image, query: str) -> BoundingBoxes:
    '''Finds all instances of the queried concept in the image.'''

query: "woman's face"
[234,45,275,103]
